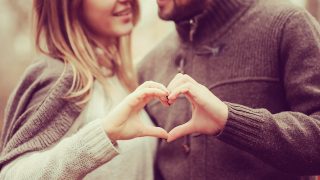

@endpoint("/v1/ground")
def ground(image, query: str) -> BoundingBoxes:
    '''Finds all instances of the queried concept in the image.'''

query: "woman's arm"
[0,80,169,179]
[0,120,118,179]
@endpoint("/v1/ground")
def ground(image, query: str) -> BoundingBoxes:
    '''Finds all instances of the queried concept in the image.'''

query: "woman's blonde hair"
[33,0,140,106]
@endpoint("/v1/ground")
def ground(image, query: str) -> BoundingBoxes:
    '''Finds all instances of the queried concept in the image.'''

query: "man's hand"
[167,73,228,142]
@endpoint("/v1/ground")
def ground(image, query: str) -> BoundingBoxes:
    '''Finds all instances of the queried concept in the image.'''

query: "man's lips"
[157,0,169,8]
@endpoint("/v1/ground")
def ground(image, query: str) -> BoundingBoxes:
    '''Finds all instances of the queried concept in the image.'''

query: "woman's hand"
[166,73,229,142]
[103,81,169,142]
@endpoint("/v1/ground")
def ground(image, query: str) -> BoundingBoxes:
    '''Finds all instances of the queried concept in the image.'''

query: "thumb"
[140,126,169,139]
[167,121,194,142]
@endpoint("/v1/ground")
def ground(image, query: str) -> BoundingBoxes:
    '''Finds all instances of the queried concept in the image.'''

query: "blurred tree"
[0,0,33,128]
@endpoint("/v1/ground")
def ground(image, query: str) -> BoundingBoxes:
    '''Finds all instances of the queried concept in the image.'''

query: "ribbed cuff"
[78,120,119,164]
[218,102,266,149]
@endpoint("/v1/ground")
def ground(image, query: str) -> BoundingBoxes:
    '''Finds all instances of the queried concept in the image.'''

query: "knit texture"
[1,119,119,179]
[0,56,156,179]
[139,0,320,179]
[0,57,82,169]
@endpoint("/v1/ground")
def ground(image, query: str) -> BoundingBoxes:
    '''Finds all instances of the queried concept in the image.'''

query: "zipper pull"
[189,19,197,42]
[177,58,185,74]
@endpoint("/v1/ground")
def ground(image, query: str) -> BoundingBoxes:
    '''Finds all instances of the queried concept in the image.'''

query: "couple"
[1,0,320,179]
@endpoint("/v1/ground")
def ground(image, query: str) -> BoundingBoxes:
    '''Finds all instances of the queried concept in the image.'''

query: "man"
[138,0,320,179]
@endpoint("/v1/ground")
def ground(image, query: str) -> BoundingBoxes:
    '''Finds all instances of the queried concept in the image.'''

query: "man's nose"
[118,0,132,3]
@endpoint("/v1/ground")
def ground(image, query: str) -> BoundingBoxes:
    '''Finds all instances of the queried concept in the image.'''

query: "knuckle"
[181,75,190,83]
[183,74,190,78]
[143,81,151,86]
[175,73,183,79]
[185,82,193,88]
[140,93,147,100]
[142,81,154,87]
[183,74,193,82]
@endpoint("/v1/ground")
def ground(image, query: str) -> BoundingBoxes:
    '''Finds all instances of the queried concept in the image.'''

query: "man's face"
[157,0,206,22]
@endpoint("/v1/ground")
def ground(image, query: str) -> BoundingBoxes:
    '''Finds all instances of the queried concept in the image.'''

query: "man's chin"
[158,10,174,21]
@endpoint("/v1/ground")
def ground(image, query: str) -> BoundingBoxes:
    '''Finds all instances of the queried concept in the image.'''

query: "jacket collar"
[176,0,256,44]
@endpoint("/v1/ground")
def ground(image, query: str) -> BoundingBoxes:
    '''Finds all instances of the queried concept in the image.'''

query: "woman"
[0,0,169,179]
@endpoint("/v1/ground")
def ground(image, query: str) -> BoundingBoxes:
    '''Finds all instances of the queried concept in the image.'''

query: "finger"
[167,74,198,93]
[167,83,197,105]
[139,81,169,93]
[185,95,196,110]
[133,88,169,108]
[141,88,169,106]
[138,88,168,98]
[138,81,170,105]
[140,126,169,139]
[167,73,184,92]
[167,121,194,142]
[181,74,198,84]
[159,98,170,107]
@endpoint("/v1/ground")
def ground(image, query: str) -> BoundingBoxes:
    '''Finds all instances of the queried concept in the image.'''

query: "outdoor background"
[0,0,319,129]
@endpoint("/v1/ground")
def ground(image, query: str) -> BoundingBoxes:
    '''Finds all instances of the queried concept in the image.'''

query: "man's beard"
[160,0,207,22]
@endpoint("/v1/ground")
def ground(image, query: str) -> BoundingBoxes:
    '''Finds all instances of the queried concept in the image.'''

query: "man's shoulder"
[253,0,308,20]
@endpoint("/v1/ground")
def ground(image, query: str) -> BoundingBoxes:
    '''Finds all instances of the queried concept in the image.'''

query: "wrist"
[220,102,229,126]
[215,102,228,128]
[211,103,228,136]
[104,123,120,143]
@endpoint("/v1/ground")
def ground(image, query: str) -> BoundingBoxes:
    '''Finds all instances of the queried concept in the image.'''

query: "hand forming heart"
[165,73,228,142]
[103,73,228,143]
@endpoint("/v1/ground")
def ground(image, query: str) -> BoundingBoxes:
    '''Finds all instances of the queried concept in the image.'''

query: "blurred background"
[0,0,319,128]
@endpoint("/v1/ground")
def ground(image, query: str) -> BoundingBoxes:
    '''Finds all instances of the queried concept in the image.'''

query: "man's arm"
[166,9,320,175]
[219,9,320,175]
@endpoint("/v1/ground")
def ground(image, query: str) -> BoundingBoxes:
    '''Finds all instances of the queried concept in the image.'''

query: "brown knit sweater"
[139,0,320,179]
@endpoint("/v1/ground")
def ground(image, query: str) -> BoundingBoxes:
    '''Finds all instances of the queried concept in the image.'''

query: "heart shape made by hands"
[155,73,229,142]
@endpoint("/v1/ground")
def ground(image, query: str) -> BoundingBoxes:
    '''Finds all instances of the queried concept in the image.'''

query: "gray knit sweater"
[138,0,320,179]
[0,57,82,167]
[0,71,157,179]
[0,57,122,179]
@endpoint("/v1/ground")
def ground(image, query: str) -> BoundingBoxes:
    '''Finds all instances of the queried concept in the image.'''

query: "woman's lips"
[113,7,132,17]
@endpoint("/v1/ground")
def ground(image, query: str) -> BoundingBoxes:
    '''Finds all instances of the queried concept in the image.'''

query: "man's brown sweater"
[139,0,320,179]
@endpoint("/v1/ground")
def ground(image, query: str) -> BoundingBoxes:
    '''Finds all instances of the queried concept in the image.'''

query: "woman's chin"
[110,24,134,37]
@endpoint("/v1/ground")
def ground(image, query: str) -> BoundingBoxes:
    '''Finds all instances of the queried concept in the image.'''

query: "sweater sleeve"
[1,57,82,169]
[0,120,119,179]
[218,9,320,175]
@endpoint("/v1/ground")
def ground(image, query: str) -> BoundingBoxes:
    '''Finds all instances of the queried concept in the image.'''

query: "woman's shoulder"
[8,55,75,113]
[0,56,80,166]
[3,55,77,138]
[26,55,73,82]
